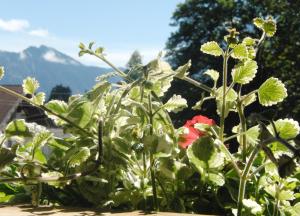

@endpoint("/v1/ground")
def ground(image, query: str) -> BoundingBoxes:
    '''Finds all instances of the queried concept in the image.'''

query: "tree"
[125,50,143,80]
[165,0,300,128]
[48,84,71,102]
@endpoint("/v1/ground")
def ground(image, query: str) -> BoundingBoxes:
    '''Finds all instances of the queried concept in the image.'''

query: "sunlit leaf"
[200,41,223,56]
[258,77,287,106]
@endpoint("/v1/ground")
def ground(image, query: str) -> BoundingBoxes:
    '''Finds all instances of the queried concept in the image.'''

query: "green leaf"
[0,66,4,80]
[232,60,258,84]
[41,171,63,187]
[45,100,68,114]
[215,87,238,117]
[263,19,276,37]
[68,147,90,168]
[231,44,248,59]
[32,131,52,149]
[258,77,287,106]
[200,41,223,56]
[32,92,45,105]
[164,94,187,113]
[242,199,262,214]
[0,148,16,171]
[79,42,85,50]
[187,136,225,173]
[67,99,93,128]
[253,17,264,29]
[95,47,104,55]
[5,119,32,137]
[269,118,300,139]
[204,69,219,82]
[235,125,260,146]
[175,60,191,78]
[22,77,39,95]
[208,173,225,186]
[242,37,255,46]
[88,41,95,49]
[34,148,47,164]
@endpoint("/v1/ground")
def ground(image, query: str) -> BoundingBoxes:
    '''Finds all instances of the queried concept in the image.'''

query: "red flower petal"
[179,115,216,149]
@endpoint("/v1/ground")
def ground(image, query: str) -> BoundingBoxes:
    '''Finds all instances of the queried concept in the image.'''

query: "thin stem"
[0,85,94,138]
[86,50,132,82]
[210,127,241,176]
[219,49,229,141]
[237,145,260,216]
[237,104,247,162]
[273,181,281,216]
[148,93,158,211]
[180,76,212,93]
[224,131,249,142]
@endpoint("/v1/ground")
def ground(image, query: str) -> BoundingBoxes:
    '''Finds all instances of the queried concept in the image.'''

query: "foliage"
[165,0,300,128]
[0,16,299,216]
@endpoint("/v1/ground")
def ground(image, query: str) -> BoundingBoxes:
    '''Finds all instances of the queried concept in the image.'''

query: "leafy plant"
[0,16,299,216]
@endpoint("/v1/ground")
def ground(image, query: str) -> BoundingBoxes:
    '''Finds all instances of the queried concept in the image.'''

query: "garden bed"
[0,205,215,216]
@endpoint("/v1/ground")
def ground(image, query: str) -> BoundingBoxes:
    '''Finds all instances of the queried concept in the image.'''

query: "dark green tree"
[48,84,71,102]
[165,0,300,128]
[125,50,143,80]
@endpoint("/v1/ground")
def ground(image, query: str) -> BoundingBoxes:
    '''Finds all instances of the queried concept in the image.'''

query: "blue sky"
[0,0,183,67]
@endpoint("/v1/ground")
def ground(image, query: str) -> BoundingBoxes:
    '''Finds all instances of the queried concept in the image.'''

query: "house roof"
[0,85,23,129]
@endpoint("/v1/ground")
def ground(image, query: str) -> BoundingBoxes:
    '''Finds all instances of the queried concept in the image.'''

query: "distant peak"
[23,45,81,66]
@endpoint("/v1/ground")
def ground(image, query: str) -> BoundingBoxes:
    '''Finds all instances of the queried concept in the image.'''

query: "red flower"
[179,115,215,149]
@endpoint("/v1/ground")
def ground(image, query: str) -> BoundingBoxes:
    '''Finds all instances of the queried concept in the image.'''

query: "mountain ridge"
[0,45,119,95]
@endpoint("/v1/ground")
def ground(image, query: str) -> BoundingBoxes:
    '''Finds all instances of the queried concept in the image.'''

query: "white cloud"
[0,18,29,32]
[43,51,66,64]
[29,29,49,37]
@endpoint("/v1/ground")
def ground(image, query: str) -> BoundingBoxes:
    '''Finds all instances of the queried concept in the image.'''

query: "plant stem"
[86,50,132,82]
[148,93,158,211]
[180,76,212,93]
[237,99,247,162]
[219,49,229,141]
[237,145,260,216]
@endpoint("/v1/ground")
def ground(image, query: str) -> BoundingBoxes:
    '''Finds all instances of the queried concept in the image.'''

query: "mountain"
[0,45,119,95]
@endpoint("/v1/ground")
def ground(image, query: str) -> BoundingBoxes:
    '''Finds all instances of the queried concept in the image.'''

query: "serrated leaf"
[22,77,39,95]
[5,119,32,137]
[242,37,255,46]
[200,41,223,56]
[32,131,52,149]
[164,94,187,113]
[253,18,264,29]
[247,46,256,59]
[0,66,4,80]
[269,118,300,139]
[187,136,225,173]
[204,69,219,82]
[45,100,68,114]
[258,77,287,106]
[232,60,258,84]
[231,44,248,59]
[68,147,90,168]
[175,60,191,78]
[263,20,276,37]
[32,92,45,105]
